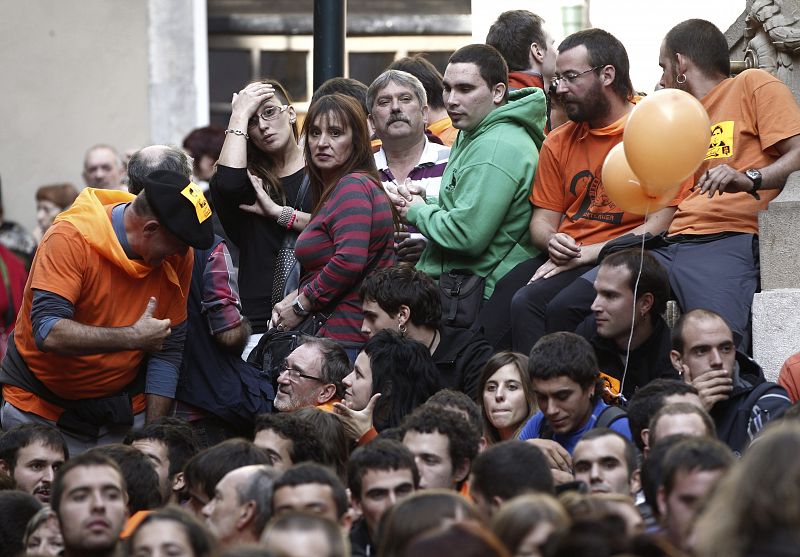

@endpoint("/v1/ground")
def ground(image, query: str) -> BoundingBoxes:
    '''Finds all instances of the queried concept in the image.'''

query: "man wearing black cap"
[0,157,212,454]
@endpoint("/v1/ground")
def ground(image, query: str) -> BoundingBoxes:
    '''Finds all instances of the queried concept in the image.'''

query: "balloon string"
[619,205,648,398]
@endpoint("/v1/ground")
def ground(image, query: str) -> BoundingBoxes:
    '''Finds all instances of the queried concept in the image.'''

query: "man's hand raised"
[131,297,171,352]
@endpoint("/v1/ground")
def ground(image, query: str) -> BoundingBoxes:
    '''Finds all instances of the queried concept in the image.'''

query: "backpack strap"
[595,404,628,430]
[737,381,790,445]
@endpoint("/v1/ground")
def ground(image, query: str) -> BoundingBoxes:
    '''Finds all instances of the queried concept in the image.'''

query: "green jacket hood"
[460,86,547,151]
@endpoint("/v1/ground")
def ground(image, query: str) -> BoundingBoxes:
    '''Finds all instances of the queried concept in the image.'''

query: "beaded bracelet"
[276,205,293,227]
[286,210,297,230]
[224,128,249,140]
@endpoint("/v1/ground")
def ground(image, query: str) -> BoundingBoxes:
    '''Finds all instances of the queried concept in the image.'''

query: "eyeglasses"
[279,363,324,383]
[249,105,289,125]
[551,66,603,87]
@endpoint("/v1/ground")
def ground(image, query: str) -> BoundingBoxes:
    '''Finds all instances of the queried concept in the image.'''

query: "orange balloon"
[623,89,710,196]
[602,143,680,215]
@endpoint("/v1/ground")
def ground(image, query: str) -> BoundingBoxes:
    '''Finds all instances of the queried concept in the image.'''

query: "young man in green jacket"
[396,43,546,301]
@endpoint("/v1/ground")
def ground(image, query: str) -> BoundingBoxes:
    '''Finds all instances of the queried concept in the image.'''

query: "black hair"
[253,412,324,466]
[272,462,349,519]
[360,265,442,329]
[347,439,419,501]
[558,28,633,101]
[125,418,200,480]
[448,44,509,102]
[401,404,480,484]
[425,389,483,438]
[529,332,600,392]
[664,19,730,78]
[183,438,270,500]
[90,444,162,513]
[388,55,446,110]
[0,491,43,557]
[51,451,125,516]
[660,437,733,496]
[576,427,638,479]
[0,423,68,472]
[471,440,554,502]
[600,249,670,317]
[627,379,699,452]
[293,408,350,482]
[362,330,441,430]
[486,10,548,72]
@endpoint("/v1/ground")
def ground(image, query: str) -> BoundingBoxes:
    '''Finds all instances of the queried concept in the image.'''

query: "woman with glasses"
[210,79,311,358]
[270,93,397,360]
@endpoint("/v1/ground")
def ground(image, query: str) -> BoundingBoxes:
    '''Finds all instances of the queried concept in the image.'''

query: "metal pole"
[313,0,346,92]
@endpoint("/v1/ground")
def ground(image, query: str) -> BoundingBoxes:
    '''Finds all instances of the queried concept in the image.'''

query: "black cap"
[142,170,214,249]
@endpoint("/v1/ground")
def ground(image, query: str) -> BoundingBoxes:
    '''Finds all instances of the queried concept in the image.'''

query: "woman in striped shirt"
[271,94,397,358]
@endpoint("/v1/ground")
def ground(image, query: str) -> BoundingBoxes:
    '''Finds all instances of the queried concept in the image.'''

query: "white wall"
[472,0,745,93]
[0,0,150,230]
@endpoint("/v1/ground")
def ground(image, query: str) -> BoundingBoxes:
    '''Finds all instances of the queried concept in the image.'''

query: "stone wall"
[728,0,800,381]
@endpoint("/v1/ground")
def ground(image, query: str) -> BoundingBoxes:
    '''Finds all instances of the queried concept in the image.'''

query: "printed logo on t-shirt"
[705,121,734,160]
[568,169,624,225]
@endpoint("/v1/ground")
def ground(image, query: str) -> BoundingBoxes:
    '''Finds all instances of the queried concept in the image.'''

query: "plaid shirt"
[201,241,244,334]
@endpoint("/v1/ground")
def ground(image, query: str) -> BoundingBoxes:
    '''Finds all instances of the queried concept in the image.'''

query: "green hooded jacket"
[408,87,546,298]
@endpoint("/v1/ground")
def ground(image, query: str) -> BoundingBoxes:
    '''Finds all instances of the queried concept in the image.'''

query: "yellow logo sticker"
[181,183,212,223]
[705,121,734,160]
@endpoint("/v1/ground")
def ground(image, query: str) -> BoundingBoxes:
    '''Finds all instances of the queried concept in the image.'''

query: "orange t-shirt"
[669,69,800,236]
[778,352,800,403]
[531,108,689,245]
[5,191,193,421]
[428,116,458,147]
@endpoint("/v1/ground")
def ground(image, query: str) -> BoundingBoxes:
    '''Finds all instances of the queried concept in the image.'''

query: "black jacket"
[432,325,494,400]
[711,352,790,455]
[577,315,678,400]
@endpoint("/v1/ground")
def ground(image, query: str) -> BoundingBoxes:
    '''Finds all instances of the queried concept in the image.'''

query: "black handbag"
[246,312,328,394]
[438,228,529,330]
[439,269,486,329]
[271,174,310,307]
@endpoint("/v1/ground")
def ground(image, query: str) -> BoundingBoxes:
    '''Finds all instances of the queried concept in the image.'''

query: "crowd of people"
[1,10,800,557]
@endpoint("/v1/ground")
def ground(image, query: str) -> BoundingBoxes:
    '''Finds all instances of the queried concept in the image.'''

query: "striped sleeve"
[302,175,377,309]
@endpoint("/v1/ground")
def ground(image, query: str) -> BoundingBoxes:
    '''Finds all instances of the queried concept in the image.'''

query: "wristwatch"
[292,297,310,317]
[745,168,762,200]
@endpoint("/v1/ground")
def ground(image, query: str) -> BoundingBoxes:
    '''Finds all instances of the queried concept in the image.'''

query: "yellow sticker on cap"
[181,183,212,223]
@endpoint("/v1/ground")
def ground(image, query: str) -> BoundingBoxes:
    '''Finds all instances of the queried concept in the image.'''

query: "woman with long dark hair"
[210,79,311,357]
[341,329,440,434]
[479,351,537,445]
[270,93,396,357]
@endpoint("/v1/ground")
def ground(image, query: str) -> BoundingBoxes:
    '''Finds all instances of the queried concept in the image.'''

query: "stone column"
[728,0,800,381]
[752,176,800,382]
[148,0,210,145]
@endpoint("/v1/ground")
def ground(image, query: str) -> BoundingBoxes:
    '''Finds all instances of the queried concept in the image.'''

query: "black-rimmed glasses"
[551,66,603,87]
[278,363,324,383]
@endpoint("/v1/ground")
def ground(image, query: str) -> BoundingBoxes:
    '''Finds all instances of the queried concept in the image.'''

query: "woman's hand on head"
[231,82,276,119]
